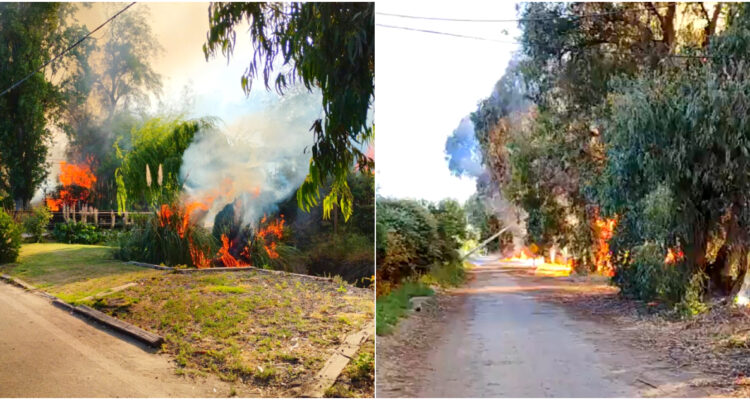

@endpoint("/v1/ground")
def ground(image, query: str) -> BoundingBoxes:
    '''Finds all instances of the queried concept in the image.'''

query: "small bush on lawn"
[0,209,22,263]
[53,221,104,244]
[376,281,434,335]
[22,205,52,242]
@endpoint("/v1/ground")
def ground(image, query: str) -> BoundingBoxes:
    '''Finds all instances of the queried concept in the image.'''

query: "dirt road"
[377,255,713,397]
[0,282,230,397]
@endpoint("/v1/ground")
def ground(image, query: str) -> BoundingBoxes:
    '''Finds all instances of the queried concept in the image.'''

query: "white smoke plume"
[31,127,69,205]
[180,86,323,227]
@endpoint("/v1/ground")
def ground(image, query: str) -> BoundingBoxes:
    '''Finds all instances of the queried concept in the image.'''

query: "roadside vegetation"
[432,2,750,394]
[451,2,750,312]
[376,198,475,334]
[84,271,373,396]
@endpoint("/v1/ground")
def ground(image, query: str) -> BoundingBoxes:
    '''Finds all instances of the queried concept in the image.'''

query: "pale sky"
[375,1,520,203]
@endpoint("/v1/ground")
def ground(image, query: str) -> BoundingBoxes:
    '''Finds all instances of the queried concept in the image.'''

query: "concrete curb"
[301,321,375,397]
[0,273,36,291]
[72,305,164,348]
[0,274,164,348]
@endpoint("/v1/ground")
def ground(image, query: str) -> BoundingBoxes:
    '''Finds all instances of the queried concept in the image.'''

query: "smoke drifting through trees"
[181,88,323,227]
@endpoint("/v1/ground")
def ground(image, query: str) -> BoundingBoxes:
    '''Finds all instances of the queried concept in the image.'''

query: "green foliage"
[0,209,22,263]
[420,260,467,289]
[428,199,468,263]
[22,205,52,242]
[0,3,85,209]
[614,243,687,304]
[114,206,216,268]
[53,221,103,245]
[376,198,440,282]
[204,2,374,221]
[375,281,434,335]
[96,3,163,119]
[377,198,469,286]
[677,270,709,316]
[116,117,210,211]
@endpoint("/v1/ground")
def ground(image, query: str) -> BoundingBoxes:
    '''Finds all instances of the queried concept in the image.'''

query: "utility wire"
[379,23,722,59]
[377,4,671,24]
[376,23,519,44]
[0,2,136,98]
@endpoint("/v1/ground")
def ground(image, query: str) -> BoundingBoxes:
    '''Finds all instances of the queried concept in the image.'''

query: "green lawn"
[86,272,374,396]
[0,243,162,303]
[0,243,375,395]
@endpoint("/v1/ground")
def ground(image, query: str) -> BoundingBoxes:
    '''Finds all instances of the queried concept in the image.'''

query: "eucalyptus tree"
[203,2,374,221]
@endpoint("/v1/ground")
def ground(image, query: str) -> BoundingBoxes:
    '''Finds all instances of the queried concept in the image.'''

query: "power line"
[0,2,136,98]
[376,23,519,44]
[376,5,671,24]
[378,23,720,59]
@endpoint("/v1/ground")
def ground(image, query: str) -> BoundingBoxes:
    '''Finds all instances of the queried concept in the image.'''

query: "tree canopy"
[203,2,374,222]
[0,3,87,209]
[470,2,750,305]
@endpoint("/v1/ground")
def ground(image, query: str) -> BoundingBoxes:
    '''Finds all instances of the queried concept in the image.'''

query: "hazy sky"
[375,1,520,203]
[75,2,283,123]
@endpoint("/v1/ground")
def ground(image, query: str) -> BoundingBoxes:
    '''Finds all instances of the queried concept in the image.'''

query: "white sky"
[375,1,520,203]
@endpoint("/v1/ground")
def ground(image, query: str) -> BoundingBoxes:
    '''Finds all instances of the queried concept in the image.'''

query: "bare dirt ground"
[0,282,232,397]
[376,255,727,398]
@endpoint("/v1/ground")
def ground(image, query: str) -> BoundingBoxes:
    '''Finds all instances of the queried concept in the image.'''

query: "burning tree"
[45,160,97,212]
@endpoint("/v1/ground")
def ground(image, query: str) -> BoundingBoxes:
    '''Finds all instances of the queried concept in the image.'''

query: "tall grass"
[113,205,216,267]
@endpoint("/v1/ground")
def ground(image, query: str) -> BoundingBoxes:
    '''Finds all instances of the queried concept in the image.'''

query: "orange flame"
[664,247,684,264]
[45,160,97,211]
[594,215,617,277]
[217,234,248,267]
[501,246,573,276]
[256,214,285,259]
[58,161,96,188]
[189,238,211,269]
[158,204,173,227]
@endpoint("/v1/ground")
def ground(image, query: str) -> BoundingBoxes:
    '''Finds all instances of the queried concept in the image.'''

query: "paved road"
[0,282,228,397]
[378,255,709,397]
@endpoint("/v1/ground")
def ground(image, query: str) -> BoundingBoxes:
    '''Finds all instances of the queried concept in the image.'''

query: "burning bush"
[614,242,689,304]
[114,201,216,268]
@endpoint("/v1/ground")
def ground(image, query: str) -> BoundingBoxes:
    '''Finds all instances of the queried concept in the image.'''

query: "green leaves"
[204,3,374,221]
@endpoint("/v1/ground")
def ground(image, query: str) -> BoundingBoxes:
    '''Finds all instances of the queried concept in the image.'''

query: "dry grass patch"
[86,271,374,396]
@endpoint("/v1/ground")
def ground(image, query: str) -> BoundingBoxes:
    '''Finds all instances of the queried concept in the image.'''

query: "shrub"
[306,233,373,285]
[53,221,103,244]
[114,204,216,268]
[613,242,687,304]
[22,205,52,242]
[429,199,468,263]
[0,209,22,263]
[376,198,440,282]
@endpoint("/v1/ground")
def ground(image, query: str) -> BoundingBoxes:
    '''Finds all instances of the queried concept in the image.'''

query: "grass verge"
[0,243,162,303]
[376,260,470,336]
[85,271,374,396]
[376,282,434,335]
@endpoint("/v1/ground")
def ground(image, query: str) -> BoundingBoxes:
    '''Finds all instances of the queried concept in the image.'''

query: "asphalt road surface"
[0,282,229,397]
